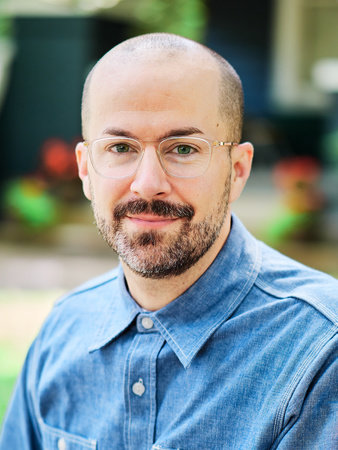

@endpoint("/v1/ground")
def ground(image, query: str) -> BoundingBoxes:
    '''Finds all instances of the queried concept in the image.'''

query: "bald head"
[81,33,243,142]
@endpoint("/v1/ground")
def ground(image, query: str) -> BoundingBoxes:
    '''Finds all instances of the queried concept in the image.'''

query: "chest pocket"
[40,420,97,450]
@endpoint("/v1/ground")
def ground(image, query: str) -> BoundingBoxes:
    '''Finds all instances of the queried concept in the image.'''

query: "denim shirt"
[1,215,337,450]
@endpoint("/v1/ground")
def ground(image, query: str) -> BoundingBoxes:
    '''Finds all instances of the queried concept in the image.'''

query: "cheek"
[174,160,230,216]
[90,177,129,215]
[195,166,231,216]
[176,179,214,220]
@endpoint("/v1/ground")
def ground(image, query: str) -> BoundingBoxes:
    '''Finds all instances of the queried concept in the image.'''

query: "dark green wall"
[0,16,127,180]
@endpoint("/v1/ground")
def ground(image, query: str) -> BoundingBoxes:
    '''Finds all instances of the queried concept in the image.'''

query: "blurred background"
[0,0,337,421]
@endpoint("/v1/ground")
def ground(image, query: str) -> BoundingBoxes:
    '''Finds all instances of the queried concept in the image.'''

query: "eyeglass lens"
[89,137,211,178]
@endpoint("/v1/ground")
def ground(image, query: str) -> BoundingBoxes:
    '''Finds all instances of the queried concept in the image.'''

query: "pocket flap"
[40,420,97,450]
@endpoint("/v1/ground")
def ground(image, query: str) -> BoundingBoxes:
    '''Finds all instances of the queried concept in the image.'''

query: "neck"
[122,215,231,311]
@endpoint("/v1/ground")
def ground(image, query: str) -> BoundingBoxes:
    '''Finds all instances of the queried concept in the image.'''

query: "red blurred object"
[272,156,324,213]
[273,156,321,189]
[41,138,78,179]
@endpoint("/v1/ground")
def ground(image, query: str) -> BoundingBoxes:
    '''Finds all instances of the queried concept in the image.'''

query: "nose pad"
[130,147,171,199]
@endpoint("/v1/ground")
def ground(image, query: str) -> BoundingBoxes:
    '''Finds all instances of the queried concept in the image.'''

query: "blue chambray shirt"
[1,215,337,449]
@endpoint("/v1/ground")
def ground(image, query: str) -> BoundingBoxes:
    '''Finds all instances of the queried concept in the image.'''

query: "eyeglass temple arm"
[213,141,238,147]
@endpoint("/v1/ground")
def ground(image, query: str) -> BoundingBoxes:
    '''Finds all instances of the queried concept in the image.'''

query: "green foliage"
[0,375,16,425]
[0,343,25,426]
[3,178,59,229]
[264,211,311,246]
[132,0,207,42]
[0,16,12,39]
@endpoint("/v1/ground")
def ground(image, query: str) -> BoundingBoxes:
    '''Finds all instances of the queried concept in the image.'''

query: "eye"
[174,145,195,155]
[111,143,131,153]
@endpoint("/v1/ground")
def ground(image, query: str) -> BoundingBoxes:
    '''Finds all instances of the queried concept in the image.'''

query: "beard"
[91,178,231,279]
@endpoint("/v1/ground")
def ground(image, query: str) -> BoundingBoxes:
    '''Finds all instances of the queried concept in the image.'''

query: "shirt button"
[58,438,67,450]
[141,317,154,330]
[132,378,145,396]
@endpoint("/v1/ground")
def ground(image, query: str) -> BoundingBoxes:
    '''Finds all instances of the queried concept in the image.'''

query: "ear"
[229,142,254,204]
[75,142,91,200]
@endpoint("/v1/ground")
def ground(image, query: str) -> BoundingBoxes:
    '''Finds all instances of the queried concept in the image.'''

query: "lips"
[126,214,179,228]
[127,214,177,222]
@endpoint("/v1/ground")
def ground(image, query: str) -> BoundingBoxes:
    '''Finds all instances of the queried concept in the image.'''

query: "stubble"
[90,177,231,279]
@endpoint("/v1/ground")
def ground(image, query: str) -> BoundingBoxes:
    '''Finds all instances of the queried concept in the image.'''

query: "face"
[77,51,252,279]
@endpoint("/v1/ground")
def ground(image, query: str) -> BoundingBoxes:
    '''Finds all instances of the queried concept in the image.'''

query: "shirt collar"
[89,214,261,368]
[88,269,142,352]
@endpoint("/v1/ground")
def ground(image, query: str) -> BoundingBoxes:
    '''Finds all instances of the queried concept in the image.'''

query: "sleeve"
[276,337,338,450]
[0,341,42,450]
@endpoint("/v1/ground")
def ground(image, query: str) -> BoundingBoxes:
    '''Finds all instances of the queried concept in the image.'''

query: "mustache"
[113,199,194,221]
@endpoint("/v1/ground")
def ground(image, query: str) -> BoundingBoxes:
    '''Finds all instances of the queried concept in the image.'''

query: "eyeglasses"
[83,136,237,179]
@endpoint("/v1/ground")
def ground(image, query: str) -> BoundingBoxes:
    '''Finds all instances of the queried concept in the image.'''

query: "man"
[1,33,337,449]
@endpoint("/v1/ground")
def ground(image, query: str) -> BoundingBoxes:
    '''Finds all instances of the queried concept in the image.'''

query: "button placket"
[124,330,165,450]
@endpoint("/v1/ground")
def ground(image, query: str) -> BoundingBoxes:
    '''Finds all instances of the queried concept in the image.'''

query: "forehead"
[87,50,222,138]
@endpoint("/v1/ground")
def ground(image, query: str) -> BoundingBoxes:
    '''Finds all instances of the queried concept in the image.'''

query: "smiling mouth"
[126,214,179,228]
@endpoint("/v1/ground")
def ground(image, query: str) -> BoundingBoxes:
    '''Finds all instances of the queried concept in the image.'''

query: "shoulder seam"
[55,273,118,307]
[272,325,337,442]
[254,278,338,327]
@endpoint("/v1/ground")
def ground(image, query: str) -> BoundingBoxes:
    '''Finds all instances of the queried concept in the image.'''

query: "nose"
[130,146,172,200]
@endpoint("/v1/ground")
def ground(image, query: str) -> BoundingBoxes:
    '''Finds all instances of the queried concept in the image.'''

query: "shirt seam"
[254,278,338,326]
[272,324,337,441]
[38,419,97,448]
[125,333,142,450]
[54,273,118,308]
[147,336,164,448]
[28,338,44,445]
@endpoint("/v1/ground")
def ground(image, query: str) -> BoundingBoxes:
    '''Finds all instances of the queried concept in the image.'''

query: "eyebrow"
[102,126,204,140]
